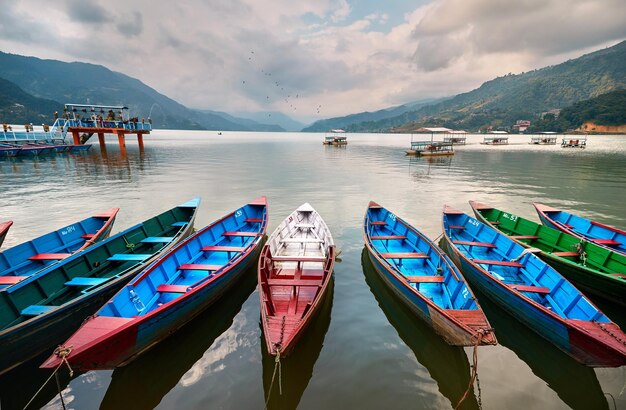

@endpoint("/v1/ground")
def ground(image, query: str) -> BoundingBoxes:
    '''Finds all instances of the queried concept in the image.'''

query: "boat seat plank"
[178,263,222,271]
[405,275,444,283]
[171,221,188,227]
[591,239,621,246]
[490,221,501,225]
[510,235,540,240]
[380,252,428,259]
[371,235,406,240]
[267,278,323,286]
[280,238,324,244]
[509,284,551,294]
[108,254,152,262]
[472,259,524,267]
[452,241,496,248]
[28,253,72,261]
[222,231,257,237]
[245,218,263,223]
[448,225,465,230]
[272,256,326,262]
[552,251,580,257]
[0,276,27,285]
[21,305,55,316]
[140,236,174,243]
[157,284,189,293]
[371,221,387,226]
[201,245,246,252]
[295,223,315,229]
[65,277,109,287]
[563,224,574,229]
[81,234,96,239]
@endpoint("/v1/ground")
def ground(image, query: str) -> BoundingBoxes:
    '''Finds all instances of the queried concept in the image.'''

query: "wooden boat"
[471,201,626,307]
[41,197,266,371]
[0,198,199,376]
[258,203,335,357]
[535,203,626,256]
[0,209,119,289]
[405,141,455,157]
[0,144,21,157]
[364,201,496,346]
[0,221,12,247]
[322,130,347,146]
[441,206,626,367]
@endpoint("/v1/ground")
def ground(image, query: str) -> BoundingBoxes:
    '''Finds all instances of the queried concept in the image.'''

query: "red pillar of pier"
[116,131,127,156]
[137,133,144,151]
[72,131,81,145]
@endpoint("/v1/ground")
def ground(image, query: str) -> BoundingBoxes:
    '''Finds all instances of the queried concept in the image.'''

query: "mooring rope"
[23,345,73,410]
[123,236,135,250]
[264,348,282,409]
[454,329,488,410]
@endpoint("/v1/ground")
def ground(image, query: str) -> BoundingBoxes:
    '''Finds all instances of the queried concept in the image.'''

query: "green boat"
[469,201,626,307]
[0,198,199,376]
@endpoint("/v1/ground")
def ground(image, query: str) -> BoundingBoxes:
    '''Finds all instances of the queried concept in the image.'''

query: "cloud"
[0,0,623,122]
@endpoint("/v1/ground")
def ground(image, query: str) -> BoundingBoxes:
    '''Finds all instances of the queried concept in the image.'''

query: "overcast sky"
[1,0,625,123]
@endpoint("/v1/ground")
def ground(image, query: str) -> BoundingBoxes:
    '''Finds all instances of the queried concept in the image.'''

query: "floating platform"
[481,137,509,145]
[561,137,587,148]
[406,141,454,156]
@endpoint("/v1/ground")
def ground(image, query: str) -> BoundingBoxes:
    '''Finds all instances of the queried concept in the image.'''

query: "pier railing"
[0,119,152,143]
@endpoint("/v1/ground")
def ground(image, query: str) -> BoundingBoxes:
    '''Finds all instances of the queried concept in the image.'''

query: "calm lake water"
[1,131,625,410]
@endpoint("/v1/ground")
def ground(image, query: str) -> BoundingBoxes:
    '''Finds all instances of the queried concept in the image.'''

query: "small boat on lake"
[0,144,21,157]
[364,202,496,346]
[561,137,587,148]
[0,209,119,288]
[259,203,335,357]
[534,203,626,256]
[481,136,508,145]
[42,198,267,371]
[322,129,347,146]
[441,206,626,367]
[529,133,558,145]
[0,199,199,376]
[471,201,626,307]
[0,221,12,247]
[405,141,455,156]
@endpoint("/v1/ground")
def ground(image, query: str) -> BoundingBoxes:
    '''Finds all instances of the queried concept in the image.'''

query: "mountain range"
[1,39,625,132]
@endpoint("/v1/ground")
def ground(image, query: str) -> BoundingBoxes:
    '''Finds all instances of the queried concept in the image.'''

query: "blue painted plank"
[107,254,152,262]
[65,277,109,287]
[140,237,174,243]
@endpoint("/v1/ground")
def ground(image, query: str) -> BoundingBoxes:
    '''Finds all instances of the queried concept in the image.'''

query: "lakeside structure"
[530,132,558,145]
[0,103,151,156]
[482,131,509,145]
[562,136,587,148]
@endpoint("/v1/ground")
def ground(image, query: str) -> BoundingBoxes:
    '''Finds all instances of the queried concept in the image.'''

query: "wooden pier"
[65,104,151,155]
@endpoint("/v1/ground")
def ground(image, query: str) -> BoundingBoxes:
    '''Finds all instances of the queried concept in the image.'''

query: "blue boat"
[42,197,267,371]
[0,198,199,375]
[535,203,626,256]
[363,202,496,346]
[0,209,119,288]
[0,144,21,157]
[441,206,626,367]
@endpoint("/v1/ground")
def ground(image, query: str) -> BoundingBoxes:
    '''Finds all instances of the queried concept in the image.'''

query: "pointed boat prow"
[443,205,464,215]
[468,201,492,211]
[249,196,268,206]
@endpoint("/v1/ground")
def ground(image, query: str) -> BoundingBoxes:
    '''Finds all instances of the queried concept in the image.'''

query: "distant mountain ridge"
[0,52,291,131]
[325,40,626,132]
[0,77,63,125]
[302,98,448,132]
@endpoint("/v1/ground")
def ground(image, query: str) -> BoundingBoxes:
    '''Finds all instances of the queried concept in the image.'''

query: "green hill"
[0,77,62,125]
[530,89,626,132]
[336,40,626,132]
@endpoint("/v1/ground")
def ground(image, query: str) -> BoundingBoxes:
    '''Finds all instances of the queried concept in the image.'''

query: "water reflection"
[361,249,479,410]
[0,351,82,410]
[99,267,258,410]
[475,289,609,410]
[262,278,334,410]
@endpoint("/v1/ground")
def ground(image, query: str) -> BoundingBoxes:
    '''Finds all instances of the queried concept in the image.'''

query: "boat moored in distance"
[0,198,199,376]
[561,137,587,148]
[534,203,626,256]
[481,136,509,145]
[405,141,455,156]
[0,144,21,157]
[259,203,335,357]
[42,197,267,371]
[322,129,347,146]
[471,201,626,307]
[530,133,558,145]
[0,209,119,288]
[441,206,626,367]
[364,202,496,346]
[0,221,12,248]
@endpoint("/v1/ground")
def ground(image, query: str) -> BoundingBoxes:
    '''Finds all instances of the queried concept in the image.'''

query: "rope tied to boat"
[511,247,541,263]
[123,236,135,250]
[454,328,492,410]
[264,348,283,409]
[22,345,74,410]
[575,240,587,266]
